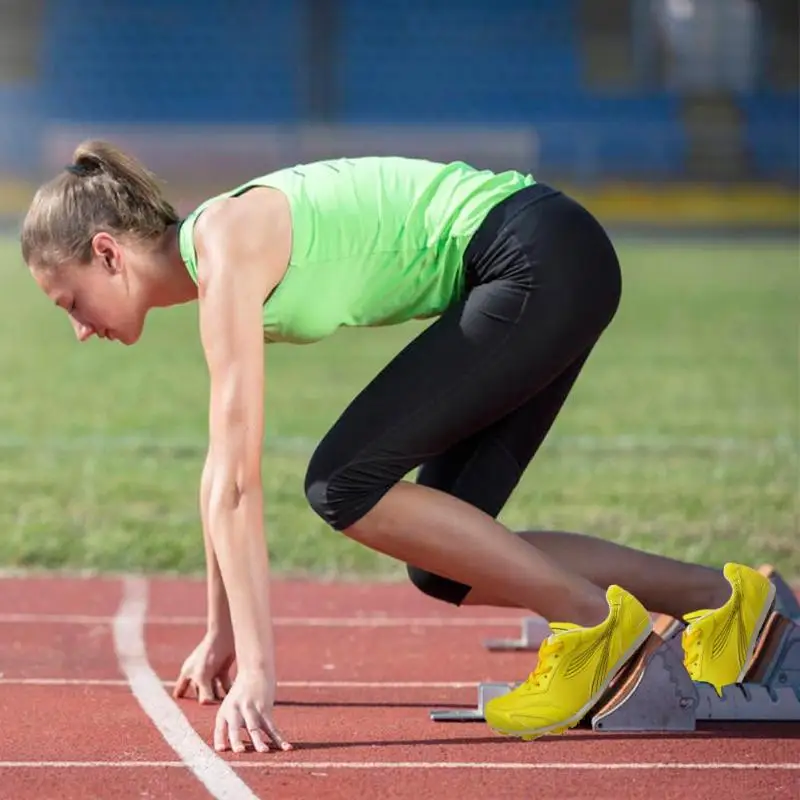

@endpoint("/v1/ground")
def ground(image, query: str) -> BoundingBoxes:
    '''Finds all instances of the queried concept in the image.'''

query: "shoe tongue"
[683,609,712,624]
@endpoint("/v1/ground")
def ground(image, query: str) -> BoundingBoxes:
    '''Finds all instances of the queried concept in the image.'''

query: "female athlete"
[20,141,775,753]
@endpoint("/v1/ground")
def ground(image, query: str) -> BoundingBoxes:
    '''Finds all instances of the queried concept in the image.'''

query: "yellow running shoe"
[484,585,652,740]
[681,562,776,693]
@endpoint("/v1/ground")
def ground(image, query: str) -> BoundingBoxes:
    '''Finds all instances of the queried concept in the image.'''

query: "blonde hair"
[20,139,179,269]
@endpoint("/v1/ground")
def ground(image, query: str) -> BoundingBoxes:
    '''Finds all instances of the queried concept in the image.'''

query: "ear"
[91,232,123,275]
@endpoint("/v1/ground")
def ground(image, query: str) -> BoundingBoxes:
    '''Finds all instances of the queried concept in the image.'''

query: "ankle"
[708,574,732,609]
[683,574,730,615]
[569,594,609,628]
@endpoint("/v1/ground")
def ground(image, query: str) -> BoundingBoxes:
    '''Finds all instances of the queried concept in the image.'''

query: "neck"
[146,224,198,309]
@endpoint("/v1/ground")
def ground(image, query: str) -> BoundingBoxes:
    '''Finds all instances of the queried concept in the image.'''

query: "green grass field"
[0,236,797,579]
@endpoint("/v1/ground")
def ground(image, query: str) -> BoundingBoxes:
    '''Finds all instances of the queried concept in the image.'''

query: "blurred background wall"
[0,1,796,577]
[0,0,797,228]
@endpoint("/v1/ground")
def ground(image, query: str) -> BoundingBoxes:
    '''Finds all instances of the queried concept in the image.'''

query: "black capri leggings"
[304,182,622,605]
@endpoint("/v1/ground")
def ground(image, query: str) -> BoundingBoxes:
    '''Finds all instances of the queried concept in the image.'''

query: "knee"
[304,450,345,530]
[304,445,394,533]
[406,564,471,606]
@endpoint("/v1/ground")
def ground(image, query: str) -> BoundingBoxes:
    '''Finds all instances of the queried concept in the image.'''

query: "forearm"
[203,525,233,638]
[201,457,232,637]
[207,479,275,672]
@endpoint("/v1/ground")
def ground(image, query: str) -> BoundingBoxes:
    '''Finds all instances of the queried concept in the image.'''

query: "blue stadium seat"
[738,92,799,182]
[338,0,686,177]
[339,0,581,123]
[523,93,687,178]
[0,84,42,174]
[41,0,300,123]
[26,0,790,184]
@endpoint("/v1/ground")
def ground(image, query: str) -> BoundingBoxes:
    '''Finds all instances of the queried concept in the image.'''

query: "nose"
[71,317,96,342]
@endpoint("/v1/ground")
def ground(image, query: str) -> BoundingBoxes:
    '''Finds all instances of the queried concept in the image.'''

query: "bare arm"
[194,192,288,677]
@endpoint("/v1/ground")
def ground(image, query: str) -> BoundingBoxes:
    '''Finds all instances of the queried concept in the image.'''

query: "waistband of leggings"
[464,181,562,266]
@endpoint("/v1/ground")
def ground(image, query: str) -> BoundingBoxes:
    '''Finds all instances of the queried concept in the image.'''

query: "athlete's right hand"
[173,631,236,705]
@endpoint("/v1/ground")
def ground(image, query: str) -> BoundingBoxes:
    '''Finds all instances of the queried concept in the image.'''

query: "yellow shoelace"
[523,625,574,689]
[682,610,712,679]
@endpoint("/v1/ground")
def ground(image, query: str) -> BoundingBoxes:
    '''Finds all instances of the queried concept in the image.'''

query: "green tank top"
[178,157,535,344]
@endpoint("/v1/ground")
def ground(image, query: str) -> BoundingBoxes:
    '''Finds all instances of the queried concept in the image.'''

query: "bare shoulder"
[193,187,292,292]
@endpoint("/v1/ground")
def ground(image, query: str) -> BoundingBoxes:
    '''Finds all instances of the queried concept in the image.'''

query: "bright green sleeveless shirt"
[178,157,535,344]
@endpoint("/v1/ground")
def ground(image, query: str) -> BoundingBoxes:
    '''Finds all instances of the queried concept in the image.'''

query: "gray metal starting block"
[428,681,520,722]
[481,563,799,653]
[758,563,800,621]
[482,616,550,652]
[430,609,800,730]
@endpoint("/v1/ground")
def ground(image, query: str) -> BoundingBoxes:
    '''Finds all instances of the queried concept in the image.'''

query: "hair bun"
[71,152,104,176]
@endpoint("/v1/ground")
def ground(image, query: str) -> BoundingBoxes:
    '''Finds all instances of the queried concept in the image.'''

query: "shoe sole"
[736,579,777,683]
[486,619,654,740]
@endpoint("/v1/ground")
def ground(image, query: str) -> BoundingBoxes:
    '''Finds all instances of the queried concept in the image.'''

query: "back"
[180,157,535,343]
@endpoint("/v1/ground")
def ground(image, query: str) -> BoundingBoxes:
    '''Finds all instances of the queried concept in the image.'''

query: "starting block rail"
[432,569,800,731]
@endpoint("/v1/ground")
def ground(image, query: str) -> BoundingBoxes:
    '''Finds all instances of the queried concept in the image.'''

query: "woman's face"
[29,232,148,346]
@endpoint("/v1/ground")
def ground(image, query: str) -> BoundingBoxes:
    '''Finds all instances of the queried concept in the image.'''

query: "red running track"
[0,574,798,800]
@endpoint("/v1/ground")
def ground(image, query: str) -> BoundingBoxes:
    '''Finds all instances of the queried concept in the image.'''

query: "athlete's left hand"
[173,630,235,705]
[213,669,293,753]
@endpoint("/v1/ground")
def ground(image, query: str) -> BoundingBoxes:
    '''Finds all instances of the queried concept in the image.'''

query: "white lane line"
[0,760,798,771]
[0,613,537,628]
[113,576,258,800]
[0,678,479,689]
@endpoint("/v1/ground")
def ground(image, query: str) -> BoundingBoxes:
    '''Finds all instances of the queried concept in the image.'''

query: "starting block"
[481,563,800,653]
[431,608,800,731]
[593,610,800,731]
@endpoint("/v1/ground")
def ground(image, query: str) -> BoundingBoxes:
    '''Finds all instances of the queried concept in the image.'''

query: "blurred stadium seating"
[0,0,797,225]
[0,0,796,577]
